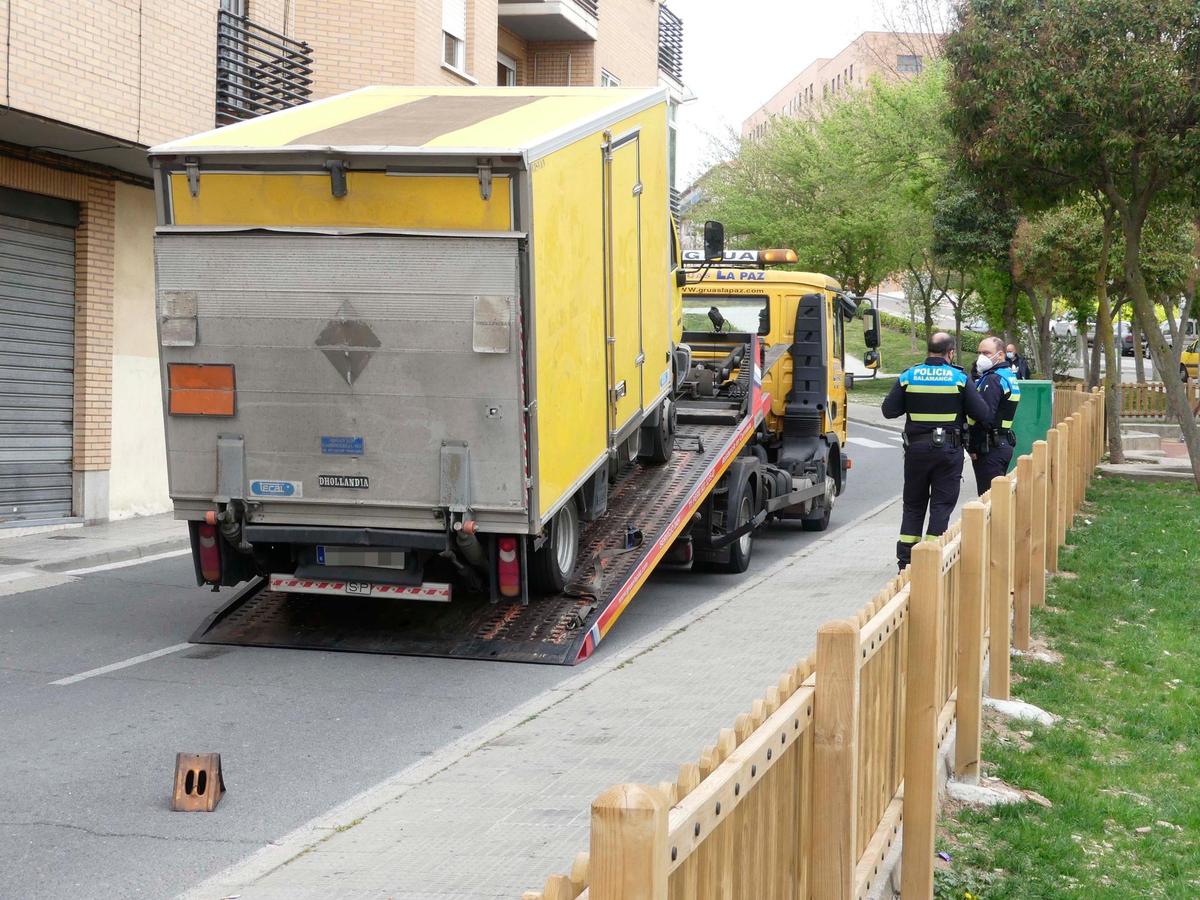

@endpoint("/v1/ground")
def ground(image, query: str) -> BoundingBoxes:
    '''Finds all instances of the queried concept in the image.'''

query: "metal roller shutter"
[0,210,77,523]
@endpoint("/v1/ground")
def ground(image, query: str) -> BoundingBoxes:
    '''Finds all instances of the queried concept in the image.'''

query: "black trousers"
[971,443,1014,495]
[897,442,964,568]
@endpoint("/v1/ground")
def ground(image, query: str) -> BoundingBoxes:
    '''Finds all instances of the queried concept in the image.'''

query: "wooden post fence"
[901,542,945,900]
[1013,455,1033,652]
[1045,427,1061,572]
[524,391,1108,900]
[955,501,987,782]
[987,474,1013,700]
[1030,440,1049,608]
[811,620,860,900]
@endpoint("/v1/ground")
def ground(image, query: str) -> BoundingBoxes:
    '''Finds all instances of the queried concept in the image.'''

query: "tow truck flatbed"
[190,408,763,665]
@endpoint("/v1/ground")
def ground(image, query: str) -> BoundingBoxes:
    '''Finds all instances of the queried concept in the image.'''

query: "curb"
[182,493,905,899]
[849,415,904,434]
[39,536,191,574]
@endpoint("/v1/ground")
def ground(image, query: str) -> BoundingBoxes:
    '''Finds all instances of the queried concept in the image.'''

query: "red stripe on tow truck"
[578,347,770,662]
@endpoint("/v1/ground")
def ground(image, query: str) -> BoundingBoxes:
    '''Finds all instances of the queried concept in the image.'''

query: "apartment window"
[897,54,923,74]
[498,52,517,86]
[849,64,854,81]
[443,0,467,71]
[220,0,247,15]
[600,69,621,87]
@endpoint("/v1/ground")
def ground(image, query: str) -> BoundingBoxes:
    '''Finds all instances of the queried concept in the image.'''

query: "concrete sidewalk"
[0,513,187,594]
[184,493,929,900]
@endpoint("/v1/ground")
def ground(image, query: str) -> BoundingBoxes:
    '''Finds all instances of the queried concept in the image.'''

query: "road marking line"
[846,436,894,449]
[50,643,192,686]
[63,547,190,576]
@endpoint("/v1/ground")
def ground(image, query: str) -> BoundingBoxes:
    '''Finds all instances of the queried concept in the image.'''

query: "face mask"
[976,353,994,374]
[1006,352,1016,362]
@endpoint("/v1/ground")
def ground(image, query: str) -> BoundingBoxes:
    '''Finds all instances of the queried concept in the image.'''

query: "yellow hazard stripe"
[909,412,959,422]
[905,384,960,394]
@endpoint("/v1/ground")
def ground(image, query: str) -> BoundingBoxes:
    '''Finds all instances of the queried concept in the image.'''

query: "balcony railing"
[657,5,683,82]
[574,0,599,15]
[216,9,314,126]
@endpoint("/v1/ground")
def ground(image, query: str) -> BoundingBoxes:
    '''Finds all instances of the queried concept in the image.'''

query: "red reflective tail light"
[497,536,520,598]
[197,523,221,584]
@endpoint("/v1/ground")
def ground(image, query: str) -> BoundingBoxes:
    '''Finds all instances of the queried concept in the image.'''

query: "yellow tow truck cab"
[681,247,878,498]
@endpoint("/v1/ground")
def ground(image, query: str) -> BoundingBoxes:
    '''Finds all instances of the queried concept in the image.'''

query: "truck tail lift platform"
[192,333,829,664]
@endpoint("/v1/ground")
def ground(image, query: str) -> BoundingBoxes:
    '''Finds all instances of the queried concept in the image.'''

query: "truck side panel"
[530,101,673,523]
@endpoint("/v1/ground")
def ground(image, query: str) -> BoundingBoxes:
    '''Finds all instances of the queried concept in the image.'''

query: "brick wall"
[595,0,659,87]
[1,0,217,146]
[295,0,417,96]
[527,41,595,86]
[497,26,527,85]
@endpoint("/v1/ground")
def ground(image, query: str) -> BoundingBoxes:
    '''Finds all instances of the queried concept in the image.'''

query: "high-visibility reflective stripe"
[899,534,921,544]
[923,534,940,541]
[905,384,961,394]
[1001,419,1014,428]
[966,416,977,426]
[909,412,959,422]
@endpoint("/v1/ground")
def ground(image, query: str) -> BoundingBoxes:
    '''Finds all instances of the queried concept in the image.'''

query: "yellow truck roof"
[151,86,666,160]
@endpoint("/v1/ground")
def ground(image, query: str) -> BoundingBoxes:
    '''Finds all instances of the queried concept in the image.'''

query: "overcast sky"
[668,0,910,184]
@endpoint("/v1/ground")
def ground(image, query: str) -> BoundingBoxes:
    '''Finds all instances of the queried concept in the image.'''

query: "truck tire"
[638,400,675,465]
[723,482,755,573]
[530,500,581,594]
[802,472,835,532]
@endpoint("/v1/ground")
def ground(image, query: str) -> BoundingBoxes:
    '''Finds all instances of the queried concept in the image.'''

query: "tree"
[946,0,1200,488]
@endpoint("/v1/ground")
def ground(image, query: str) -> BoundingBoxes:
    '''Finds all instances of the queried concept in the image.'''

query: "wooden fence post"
[1030,440,1049,608]
[902,542,946,900]
[1055,422,1070,546]
[987,474,1013,701]
[590,784,668,900]
[1013,456,1032,652]
[955,501,987,782]
[1045,428,1060,572]
[811,619,861,900]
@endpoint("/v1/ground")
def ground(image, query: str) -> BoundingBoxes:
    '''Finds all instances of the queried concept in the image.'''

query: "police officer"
[882,332,989,570]
[969,336,1021,494]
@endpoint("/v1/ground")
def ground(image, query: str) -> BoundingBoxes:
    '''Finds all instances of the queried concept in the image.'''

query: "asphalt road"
[0,423,904,899]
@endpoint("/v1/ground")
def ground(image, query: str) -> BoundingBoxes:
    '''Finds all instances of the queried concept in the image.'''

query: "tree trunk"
[1096,207,1123,463]
[954,306,962,355]
[1087,334,1101,389]
[1003,282,1019,344]
[1131,316,1146,382]
[1122,217,1200,488]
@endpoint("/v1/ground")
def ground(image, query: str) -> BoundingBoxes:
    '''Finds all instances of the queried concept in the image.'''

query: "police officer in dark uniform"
[882,332,989,570]
[969,336,1022,494]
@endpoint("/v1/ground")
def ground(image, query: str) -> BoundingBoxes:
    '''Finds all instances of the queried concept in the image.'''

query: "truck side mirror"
[863,307,881,349]
[863,349,881,371]
[703,220,725,262]
[675,269,687,288]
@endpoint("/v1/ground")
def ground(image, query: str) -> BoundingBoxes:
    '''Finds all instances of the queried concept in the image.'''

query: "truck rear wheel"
[530,500,581,594]
[801,473,835,532]
[638,400,675,465]
[723,489,755,573]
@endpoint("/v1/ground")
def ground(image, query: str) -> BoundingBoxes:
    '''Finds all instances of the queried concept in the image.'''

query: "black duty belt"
[904,429,962,449]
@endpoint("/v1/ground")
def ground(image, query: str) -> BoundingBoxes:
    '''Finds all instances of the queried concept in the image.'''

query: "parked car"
[1182,339,1199,382]
[1161,319,1199,347]
[1118,323,1150,357]
[1051,316,1078,339]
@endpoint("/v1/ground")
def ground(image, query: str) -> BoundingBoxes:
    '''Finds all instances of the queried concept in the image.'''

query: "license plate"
[344,581,372,595]
[316,546,406,569]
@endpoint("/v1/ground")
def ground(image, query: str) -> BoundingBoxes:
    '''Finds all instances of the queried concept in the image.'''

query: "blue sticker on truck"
[321,435,364,456]
[250,480,303,498]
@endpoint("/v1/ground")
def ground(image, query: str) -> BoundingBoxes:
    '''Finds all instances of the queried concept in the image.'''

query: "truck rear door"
[155,231,528,530]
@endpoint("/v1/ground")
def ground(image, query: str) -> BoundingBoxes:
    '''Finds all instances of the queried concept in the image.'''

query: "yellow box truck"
[154,90,876,665]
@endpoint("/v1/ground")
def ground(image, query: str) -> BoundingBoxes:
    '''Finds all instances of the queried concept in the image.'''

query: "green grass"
[846,320,929,374]
[935,479,1200,899]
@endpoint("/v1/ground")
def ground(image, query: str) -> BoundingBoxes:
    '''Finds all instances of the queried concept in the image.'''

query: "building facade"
[741,31,939,140]
[0,0,684,525]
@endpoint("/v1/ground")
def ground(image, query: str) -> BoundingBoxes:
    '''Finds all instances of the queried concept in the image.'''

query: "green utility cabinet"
[1008,379,1054,472]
